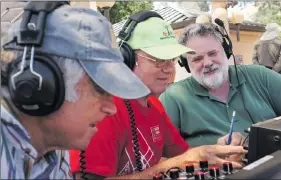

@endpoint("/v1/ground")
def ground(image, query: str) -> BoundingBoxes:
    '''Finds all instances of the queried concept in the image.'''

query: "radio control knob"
[223,162,233,174]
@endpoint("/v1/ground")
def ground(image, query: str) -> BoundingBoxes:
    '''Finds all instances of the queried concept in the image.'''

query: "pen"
[227,111,236,145]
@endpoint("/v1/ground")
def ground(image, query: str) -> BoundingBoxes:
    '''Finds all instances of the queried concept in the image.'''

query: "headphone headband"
[18,1,70,46]
[129,10,163,22]
[118,10,163,41]
[118,11,164,70]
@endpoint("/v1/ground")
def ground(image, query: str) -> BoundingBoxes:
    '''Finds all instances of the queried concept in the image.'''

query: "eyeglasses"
[136,54,180,68]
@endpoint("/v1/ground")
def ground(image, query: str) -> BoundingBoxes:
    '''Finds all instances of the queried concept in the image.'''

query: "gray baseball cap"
[3,5,150,99]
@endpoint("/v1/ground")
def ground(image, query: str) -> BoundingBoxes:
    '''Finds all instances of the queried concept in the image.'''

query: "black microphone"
[214,18,225,28]
[214,18,233,59]
[214,18,232,49]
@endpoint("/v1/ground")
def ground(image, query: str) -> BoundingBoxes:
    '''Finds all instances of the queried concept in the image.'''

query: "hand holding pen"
[216,111,248,164]
[227,111,236,145]
[217,111,246,146]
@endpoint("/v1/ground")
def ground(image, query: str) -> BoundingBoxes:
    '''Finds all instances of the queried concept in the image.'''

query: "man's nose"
[162,61,175,73]
[203,57,213,67]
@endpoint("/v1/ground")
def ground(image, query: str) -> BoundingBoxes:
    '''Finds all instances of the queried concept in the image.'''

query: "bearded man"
[160,23,281,147]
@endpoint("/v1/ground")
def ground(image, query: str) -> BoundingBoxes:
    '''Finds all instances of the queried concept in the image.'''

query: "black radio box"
[227,150,281,179]
[247,117,281,164]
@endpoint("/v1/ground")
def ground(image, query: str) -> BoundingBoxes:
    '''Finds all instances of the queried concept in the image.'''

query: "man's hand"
[182,145,247,169]
[217,132,246,146]
[83,145,245,179]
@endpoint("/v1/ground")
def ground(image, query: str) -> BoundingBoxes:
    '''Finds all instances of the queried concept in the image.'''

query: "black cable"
[78,100,143,178]
[124,99,143,172]
[79,150,88,180]
[242,134,249,147]
[219,22,255,124]
[232,54,255,124]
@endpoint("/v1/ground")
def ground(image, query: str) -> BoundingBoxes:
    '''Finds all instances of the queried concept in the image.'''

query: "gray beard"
[191,62,229,89]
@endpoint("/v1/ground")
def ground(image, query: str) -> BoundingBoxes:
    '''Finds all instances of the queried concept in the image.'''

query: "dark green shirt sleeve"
[261,66,281,115]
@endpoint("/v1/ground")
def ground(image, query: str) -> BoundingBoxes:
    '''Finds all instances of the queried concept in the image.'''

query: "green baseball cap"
[126,17,195,60]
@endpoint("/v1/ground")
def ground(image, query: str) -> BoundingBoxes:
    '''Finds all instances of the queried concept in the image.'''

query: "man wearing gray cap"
[1,2,149,179]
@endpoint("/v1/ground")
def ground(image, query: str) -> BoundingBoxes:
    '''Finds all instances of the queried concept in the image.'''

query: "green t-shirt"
[160,65,281,147]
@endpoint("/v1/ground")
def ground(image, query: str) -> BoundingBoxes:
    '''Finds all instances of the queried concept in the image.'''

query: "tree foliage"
[254,1,281,26]
[109,1,153,24]
[108,1,210,24]
[197,1,210,12]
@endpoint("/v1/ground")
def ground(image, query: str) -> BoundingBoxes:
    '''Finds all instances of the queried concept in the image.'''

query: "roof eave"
[171,18,265,32]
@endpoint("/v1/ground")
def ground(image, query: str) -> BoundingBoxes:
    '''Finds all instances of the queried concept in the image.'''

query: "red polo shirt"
[70,96,188,176]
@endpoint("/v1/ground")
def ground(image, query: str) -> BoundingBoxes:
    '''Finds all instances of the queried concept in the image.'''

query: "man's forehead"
[135,50,155,58]
[186,35,221,51]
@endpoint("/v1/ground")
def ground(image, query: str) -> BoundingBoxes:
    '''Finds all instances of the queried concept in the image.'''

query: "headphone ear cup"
[179,55,190,73]
[8,54,65,116]
[119,42,136,70]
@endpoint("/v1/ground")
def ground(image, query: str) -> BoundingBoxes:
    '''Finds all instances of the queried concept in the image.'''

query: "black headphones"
[178,18,233,73]
[118,10,164,70]
[4,1,70,116]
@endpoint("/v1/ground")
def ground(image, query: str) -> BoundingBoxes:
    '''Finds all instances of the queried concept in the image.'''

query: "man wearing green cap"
[69,11,247,179]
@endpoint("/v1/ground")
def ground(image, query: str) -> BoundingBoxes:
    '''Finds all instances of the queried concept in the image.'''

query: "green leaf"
[109,1,153,24]
[255,2,281,26]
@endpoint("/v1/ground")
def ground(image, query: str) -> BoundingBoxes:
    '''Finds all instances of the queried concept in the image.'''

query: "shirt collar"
[190,76,208,96]
[190,65,246,96]
[229,65,246,88]
[1,104,38,158]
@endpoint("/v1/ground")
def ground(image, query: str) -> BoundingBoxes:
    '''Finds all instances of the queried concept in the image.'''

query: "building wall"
[229,30,263,65]
[71,2,97,10]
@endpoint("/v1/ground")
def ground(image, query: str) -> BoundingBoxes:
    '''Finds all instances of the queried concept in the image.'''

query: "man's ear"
[133,60,143,79]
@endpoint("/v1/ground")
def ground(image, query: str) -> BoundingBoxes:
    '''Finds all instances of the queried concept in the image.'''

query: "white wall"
[174,63,191,82]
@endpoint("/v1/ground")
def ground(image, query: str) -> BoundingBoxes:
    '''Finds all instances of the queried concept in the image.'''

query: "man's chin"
[151,88,166,97]
[203,83,220,89]
[202,74,224,87]
[202,78,224,89]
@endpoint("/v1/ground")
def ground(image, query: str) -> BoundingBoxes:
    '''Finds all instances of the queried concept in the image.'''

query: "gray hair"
[1,51,84,103]
[178,23,223,46]
[52,55,84,102]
